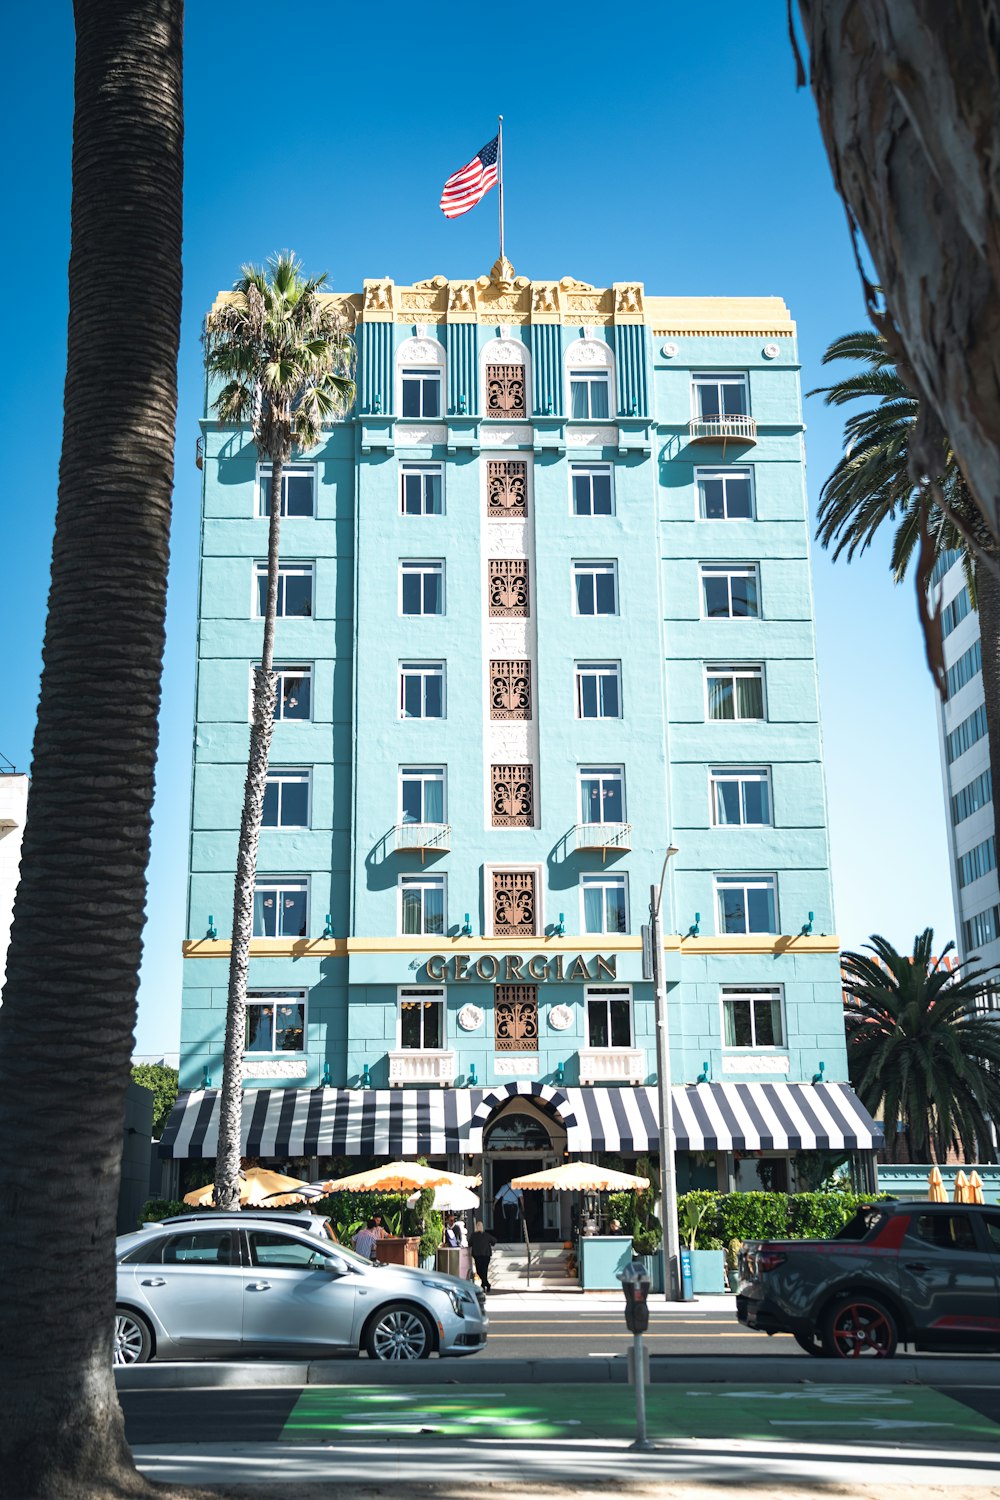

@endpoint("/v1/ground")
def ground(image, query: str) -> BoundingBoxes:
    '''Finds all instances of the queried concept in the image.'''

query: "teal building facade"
[165,264,879,1218]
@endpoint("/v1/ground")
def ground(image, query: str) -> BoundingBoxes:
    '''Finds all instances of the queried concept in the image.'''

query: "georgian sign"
[424,953,617,983]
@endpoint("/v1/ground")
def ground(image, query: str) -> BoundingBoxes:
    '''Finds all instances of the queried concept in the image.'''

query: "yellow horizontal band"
[182,933,839,959]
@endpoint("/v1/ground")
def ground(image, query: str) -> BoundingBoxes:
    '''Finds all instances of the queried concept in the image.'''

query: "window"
[270,665,312,721]
[710,768,772,826]
[494,984,538,1050]
[399,661,445,719]
[692,372,749,419]
[942,587,972,639]
[400,560,444,615]
[573,561,618,616]
[697,467,754,520]
[399,877,446,936]
[253,878,308,938]
[946,639,981,700]
[931,548,961,588]
[963,905,1000,951]
[400,464,443,516]
[490,659,531,719]
[399,987,444,1047]
[715,874,778,934]
[571,465,614,516]
[491,870,537,936]
[958,836,996,888]
[259,465,314,518]
[246,991,306,1052]
[491,765,534,827]
[160,1231,235,1266]
[582,874,628,935]
[253,562,314,619]
[569,370,611,420]
[401,367,441,419]
[246,1231,337,1270]
[579,766,624,824]
[262,768,311,828]
[586,985,633,1047]
[486,459,528,516]
[399,765,445,825]
[914,1213,980,1253]
[485,364,526,419]
[722,987,784,1047]
[701,564,760,619]
[575,661,621,719]
[947,704,988,763]
[952,769,992,826]
[706,665,765,721]
[488,559,530,616]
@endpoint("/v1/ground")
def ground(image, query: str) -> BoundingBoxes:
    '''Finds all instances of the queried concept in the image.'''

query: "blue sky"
[1,2,953,1058]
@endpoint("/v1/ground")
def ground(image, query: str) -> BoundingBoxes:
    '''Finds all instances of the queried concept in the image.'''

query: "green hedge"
[678,1190,891,1248]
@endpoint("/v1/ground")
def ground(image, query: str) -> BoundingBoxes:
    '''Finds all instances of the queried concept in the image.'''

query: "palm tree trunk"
[0,3,181,1495]
[973,561,1000,943]
[214,451,285,1210]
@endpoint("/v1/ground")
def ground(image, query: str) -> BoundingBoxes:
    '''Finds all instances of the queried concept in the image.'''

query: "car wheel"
[793,1331,829,1357]
[114,1309,152,1366]
[365,1304,433,1361]
[823,1295,898,1359]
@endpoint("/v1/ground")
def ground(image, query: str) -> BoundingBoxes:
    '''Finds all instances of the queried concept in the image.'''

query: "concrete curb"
[116,1353,1000,1391]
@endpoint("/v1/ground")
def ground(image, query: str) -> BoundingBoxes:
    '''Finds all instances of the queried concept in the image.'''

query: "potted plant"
[678,1193,726,1294]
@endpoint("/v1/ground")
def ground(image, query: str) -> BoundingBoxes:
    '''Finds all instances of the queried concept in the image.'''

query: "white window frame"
[397,985,446,1049]
[251,663,313,722]
[584,984,634,1049]
[570,463,615,516]
[708,768,772,828]
[398,765,447,825]
[257,463,316,519]
[252,561,315,619]
[569,369,612,421]
[262,767,312,829]
[705,664,766,722]
[714,873,779,936]
[399,559,445,616]
[398,876,447,938]
[245,989,308,1054]
[483,861,545,938]
[700,563,761,620]
[696,466,755,521]
[580,873,630,936]
[720,986,786,1050]
[691,371,750,420]
[400,366,443,420]
[400,463,444,516]
[398,660,445,719]
[572,560,619,617]
[578,765,626,825]
[574,660,622,720]
[252,876,310,938]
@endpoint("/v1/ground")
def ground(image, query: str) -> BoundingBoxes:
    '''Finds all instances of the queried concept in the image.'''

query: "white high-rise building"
[0,768,29,994]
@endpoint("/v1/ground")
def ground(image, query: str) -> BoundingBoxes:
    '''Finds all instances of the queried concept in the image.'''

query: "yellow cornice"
[182,933,839,959]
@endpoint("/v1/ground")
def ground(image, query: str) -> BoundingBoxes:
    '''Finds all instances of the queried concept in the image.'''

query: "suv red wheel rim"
[831,1302,893,1357]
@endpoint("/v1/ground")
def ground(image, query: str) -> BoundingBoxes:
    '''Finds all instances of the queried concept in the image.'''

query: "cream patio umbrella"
[182,1166,313,1208]
[510,1162,650,1192]
[927,1166,947,1202]
[968,1170,985,1205]
[318,1161,460,1194]
[953,1169,970,1203]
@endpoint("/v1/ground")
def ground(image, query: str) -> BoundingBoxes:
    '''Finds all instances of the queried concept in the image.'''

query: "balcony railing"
[393,822,451,855]
[578,1047,645,1085]
[388,1049,456,1087]
[574,821,632,853]
[688,414,757,444]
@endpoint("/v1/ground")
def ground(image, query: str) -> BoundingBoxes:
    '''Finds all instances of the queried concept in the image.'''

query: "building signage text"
[424,952,617,983]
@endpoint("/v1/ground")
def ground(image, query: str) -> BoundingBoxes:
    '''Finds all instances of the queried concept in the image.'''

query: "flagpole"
[498,115,505,265]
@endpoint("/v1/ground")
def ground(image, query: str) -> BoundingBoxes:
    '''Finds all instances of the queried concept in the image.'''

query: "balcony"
[574,821,632,854]
[388,1049,457,1087]
[687,414,757,445]
[578,1048,645,1086]
[393,822,451,856]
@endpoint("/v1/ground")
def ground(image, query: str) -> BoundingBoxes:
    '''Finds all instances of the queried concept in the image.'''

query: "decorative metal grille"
[491,765,534,826]
[494,984,539,1051]
[485,365,526,420]
[486,460,528,516]
[489,659,531,719]
[488,559,530,616]
[492,871,536,937]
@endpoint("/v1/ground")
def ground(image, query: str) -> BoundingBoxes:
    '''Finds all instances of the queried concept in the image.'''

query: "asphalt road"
[480,1303,798,1358]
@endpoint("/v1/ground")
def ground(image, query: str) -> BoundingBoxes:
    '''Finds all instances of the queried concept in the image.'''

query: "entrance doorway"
[490,1157,544,1241]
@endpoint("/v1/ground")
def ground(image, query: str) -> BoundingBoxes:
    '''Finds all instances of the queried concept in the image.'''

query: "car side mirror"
[324,1259,349,1277]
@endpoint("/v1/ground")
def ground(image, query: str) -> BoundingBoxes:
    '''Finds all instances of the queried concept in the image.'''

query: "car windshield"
[833,1207,884,1241]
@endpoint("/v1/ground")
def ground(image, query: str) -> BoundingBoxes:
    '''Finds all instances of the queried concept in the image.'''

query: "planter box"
[579,1235,634,1290]
[373,1235,421,1268]
[689,1248,726,1294]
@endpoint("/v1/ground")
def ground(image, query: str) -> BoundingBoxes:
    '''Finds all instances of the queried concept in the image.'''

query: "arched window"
[396,336,446,420]
[483,1111,553,1151]
[565,338,615,421]
[481,337,530,420]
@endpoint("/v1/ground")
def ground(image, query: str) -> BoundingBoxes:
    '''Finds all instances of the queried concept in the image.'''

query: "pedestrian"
[469,1219,497,1293]
[493,1181,524,1240]
[352,1215,386,1261]
[444,1212,464,1248]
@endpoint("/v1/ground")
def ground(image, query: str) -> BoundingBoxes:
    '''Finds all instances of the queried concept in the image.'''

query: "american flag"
[439,135,499,219]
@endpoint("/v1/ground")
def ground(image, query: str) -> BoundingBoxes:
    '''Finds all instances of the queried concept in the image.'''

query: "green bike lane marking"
[281,1384,1000,1447]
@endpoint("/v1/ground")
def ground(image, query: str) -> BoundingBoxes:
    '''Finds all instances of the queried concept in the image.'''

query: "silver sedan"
[114,1214,488,1364]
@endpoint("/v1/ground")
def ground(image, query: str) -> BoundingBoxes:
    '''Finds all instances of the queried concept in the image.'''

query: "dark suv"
[737,1201,1000,1357]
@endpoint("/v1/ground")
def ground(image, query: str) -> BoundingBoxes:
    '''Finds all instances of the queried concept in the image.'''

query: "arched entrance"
[481,1097,566,1243]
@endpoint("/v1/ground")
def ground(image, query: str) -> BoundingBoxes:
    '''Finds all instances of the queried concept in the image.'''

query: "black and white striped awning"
[159,1080,882,1159]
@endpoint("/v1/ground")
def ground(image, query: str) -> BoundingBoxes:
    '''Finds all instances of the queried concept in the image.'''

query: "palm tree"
[813,328,1000,851]
[0,2,182,1494]
[843,930,1000,1163]
[204,256,355,1212]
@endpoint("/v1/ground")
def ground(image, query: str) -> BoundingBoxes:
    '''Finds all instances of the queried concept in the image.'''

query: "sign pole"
[498,115,505,265]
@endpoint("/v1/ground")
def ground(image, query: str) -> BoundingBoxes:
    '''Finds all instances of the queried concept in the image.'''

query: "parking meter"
[620,1256,651,1334]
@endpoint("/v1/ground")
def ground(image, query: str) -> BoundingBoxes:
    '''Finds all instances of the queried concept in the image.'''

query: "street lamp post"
[651,845,682,1301]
